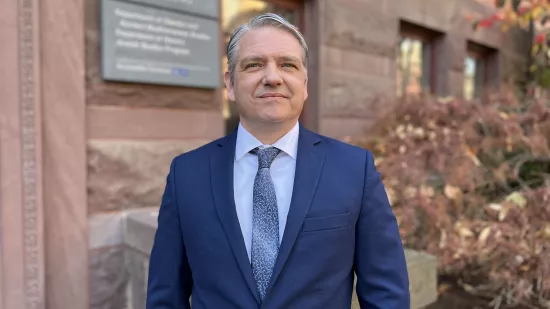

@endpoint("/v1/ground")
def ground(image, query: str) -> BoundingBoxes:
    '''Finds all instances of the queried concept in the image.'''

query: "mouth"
[258,93,287,98]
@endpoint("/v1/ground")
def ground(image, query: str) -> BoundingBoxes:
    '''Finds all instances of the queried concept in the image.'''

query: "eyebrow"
[240,56,266,65]
[279,56,301,63]
[239,55,302,66]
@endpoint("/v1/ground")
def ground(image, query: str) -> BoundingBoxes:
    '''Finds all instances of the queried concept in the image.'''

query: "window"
[396,21,443,97]
[464,41,498,100]
[222,0,303,133]
[464,55,479,100]
[397,37,429,96]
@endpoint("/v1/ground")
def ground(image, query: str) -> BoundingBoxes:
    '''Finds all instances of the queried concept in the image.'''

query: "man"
[146,13,410,309]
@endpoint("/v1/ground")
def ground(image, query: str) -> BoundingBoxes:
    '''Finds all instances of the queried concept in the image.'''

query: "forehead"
[237,27,302,60]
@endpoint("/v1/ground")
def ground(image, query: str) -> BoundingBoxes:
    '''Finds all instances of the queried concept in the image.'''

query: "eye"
[282,63,297,68]
[245,63,261,69]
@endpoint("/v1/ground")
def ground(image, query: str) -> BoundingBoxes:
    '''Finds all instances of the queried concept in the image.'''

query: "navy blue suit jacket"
[146,126,410,309]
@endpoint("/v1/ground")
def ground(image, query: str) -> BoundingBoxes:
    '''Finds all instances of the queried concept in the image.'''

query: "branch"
[513,155,550,177]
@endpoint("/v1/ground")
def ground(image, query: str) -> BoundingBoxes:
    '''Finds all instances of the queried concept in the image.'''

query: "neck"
[240,119,298,145]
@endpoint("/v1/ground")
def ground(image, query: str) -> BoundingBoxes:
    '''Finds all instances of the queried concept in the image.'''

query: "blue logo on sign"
[172,68,189,77]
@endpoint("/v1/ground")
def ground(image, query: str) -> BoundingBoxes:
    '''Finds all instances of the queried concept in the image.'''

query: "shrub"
[352,90,550,308]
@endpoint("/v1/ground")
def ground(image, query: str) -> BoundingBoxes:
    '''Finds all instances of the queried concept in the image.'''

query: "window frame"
[464,41,498,100]
[397,21,443,97]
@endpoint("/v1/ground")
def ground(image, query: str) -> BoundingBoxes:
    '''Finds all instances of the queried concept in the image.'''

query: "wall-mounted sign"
[121,0,219,19]
[100,0,220,88]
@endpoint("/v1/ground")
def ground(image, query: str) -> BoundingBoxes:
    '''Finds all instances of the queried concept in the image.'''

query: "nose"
[263,62,283,87]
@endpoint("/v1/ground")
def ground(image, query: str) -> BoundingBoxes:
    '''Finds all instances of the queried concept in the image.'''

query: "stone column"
[41,0,89,306]
[0,0,88,308]
[0,0,46,307]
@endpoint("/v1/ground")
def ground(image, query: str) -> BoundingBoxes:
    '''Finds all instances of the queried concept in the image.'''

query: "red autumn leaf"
[490,13,503,21]
[534,33,546,44]
[478,18,494,28]
[517,6,529,15]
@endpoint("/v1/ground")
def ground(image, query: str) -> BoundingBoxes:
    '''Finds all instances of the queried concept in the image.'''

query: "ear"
[224,71,235,101]
[304,75,309,101]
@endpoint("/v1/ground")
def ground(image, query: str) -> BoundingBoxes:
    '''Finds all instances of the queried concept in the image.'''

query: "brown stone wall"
[87,140,210,213]
[85,0,224,306]
[84,0,224,214]
[316,0,529,140]
[317,0,397,139]
[90,246,128,309]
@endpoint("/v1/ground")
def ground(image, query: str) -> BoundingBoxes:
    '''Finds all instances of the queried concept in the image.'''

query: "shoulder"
[170,135,230,168]
[306,129,373,163]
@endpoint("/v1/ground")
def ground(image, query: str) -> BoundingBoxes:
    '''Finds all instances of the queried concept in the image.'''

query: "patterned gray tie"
[250,146,281,300]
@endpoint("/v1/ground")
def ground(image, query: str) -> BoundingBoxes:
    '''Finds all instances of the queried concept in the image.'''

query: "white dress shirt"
[233,122,299,261]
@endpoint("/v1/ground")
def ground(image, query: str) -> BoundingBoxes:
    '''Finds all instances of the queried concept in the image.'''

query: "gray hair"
[226,13,308,84]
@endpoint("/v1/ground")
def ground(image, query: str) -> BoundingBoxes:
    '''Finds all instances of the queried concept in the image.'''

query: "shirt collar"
[235,121,300,162]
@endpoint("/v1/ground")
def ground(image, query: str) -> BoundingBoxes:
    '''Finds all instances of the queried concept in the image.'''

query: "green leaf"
[506,191,527,208]
[536,68,550,87]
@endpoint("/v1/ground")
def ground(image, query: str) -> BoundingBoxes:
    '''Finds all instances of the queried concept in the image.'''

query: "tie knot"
[251,147,281,169]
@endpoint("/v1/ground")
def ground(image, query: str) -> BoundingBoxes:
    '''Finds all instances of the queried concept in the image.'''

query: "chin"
[258,116,285,124]
[260,112,298,124]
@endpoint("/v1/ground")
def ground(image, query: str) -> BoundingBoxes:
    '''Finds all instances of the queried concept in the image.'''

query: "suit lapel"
[266,127,326,297]
[210,131,262,305]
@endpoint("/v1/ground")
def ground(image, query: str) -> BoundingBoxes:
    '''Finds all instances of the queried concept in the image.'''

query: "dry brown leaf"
[499,205,510,221]
[413,127,425,138]
[420,185,435,198]
[386,187,397,205]
[439,230,447,249]
[444,185,462,200]
[455,221,474,238]
[404,186,417,199]
[463,145,481,166]
[488,203,502,211]
[438,283,452,294]
[506,136,513,152]
[478,226,492,246]
[459,227,474,238]
[396,125,405,134]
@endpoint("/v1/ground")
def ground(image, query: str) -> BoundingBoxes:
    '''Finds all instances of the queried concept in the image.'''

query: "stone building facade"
[0,0,529,308]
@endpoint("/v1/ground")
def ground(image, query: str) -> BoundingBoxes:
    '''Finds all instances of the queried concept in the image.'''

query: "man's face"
[225,27,308,126]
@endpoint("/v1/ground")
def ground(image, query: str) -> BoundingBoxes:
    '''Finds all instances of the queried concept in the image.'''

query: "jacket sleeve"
[146,157,192,309]
[354,150,410,309]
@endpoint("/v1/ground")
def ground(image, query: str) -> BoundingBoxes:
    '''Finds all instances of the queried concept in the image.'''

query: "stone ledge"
[116,209,438,309]
[124,210,158,255]
[89,212,124,249]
